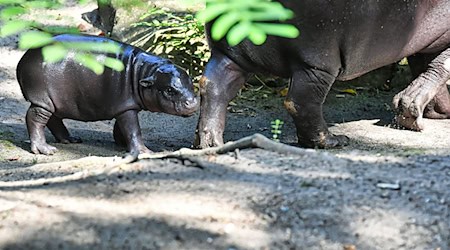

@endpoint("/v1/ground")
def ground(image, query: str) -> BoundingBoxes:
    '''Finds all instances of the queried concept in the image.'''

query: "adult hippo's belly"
[195,0,450,149]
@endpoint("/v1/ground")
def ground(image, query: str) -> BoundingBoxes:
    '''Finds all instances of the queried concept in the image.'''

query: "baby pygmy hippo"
[17,34,198,155]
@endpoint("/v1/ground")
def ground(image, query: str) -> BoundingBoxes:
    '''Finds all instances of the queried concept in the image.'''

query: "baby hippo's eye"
[164,87,176,97]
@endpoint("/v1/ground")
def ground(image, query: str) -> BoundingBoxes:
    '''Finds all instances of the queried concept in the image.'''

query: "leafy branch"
[0,0,124,74]
[195,0,299,46]
[132,7,209,83]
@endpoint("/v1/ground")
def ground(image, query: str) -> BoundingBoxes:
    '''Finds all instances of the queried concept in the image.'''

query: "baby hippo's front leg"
[115,110,151,155]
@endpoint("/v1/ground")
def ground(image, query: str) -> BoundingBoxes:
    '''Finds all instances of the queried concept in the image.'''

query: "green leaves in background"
[133,7,209,83]
[0,6,26,19]
[0,20,31,37]
[0,0,124,74]
[196,0,299,46]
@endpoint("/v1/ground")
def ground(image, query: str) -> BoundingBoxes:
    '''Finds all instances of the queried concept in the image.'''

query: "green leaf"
[103,57,125,72]
[248,9,294,22]
[211,11,240,41]
[42,44,67,63]
[195,3,229,23]
[61,41,122,54]
[0,0,25,4]
[0,20,31,37]
[39,25,80,34]
[226,21,251,46]
[247,25,267,45]
[18,31,53,49]
[74,53,104,75]
[0,6,26,20]
[254,23,299,38]
[23,1,58,9]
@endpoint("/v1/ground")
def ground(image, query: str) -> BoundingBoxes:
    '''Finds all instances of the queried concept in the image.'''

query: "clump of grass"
[0,140,15,150]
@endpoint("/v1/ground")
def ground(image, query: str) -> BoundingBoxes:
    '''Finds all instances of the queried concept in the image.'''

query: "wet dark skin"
[17,34,198,155]
[196,0,450,149]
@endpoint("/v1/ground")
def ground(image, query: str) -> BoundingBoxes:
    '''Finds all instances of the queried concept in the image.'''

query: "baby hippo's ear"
[139,75,156,88]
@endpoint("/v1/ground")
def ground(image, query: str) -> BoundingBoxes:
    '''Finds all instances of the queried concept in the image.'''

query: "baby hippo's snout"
[179,95,199,117]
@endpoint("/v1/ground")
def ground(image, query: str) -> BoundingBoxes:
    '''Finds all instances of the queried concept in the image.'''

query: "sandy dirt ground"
[0,1,449,249]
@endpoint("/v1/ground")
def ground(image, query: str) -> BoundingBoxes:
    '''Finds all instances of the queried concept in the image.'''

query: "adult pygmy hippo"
[17,34,198,155]
[196,0,450,149]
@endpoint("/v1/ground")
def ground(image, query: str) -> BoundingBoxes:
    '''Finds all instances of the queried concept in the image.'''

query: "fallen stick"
[0,134,311,188]
[140,133,312,159]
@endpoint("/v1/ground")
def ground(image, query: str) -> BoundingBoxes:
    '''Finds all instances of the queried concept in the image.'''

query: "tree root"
[0,134,309,188]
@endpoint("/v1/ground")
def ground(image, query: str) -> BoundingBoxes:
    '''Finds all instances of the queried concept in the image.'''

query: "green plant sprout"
[271,119,284,142]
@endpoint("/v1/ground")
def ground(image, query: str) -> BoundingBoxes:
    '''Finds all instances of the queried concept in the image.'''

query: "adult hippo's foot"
[194,51,250,148]
[423,84,450,119]
[285,67,349,148]
[393,49,450,131]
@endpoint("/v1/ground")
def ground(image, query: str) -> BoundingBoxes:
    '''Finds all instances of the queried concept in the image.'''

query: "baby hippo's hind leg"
[26,105,58,155]
[47,116,82,144]
[113,121,126,147]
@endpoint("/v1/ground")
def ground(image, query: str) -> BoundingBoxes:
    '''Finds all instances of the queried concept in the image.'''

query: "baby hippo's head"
[139,63,198,116]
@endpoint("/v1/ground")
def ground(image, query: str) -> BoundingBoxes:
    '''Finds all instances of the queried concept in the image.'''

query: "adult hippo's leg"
[422,84,450,119]
[408,53,450,119]
[286,68,349,148]
[26,105,57,155]
[393,48,450,131]
[47,116,82,144]
[194,51,250,148]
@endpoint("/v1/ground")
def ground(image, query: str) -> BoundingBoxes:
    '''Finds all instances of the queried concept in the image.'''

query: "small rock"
[376,182,401,190]
[280,205,289,212]
[224,223,235,234]
[343,244,356,250]
[7,156,19,161]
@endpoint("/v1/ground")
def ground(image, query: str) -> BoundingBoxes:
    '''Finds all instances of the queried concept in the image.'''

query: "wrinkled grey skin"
[17,34,198,155]
[196,0,450,149]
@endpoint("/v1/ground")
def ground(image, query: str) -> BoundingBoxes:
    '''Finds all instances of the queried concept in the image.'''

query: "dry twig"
[0,134,309,188]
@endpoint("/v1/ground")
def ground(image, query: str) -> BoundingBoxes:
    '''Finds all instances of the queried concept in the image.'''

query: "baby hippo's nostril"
[185,97,199,111]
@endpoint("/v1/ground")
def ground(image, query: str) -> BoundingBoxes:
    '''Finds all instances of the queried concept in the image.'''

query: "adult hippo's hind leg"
[26,105,58,155]
[408,53,450,119]
[286,68,349,148]
[423,84,450,119]
[47,116,82,144]
[393,48,450,130]
[194,51,249,148]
